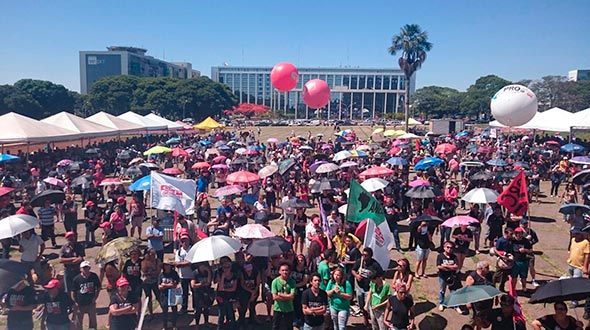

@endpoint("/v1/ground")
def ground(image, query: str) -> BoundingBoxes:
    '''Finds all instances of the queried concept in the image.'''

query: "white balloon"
[490,85,538,127]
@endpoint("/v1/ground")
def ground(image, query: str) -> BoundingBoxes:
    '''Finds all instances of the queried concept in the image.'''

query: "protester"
[18,228,45,284]
[59,232,85,292]
[437,240,460,313]
[108,277,138,330]
[40,278,73,330]
[1,279,37,330]
[158,259,180,330]
[383,282,415,330]
[301,273,328,330]
[271,262,296,330]
[531,301,583,330]
[365,271,392,330]
[141,248,162,319]
[71,261,101,330]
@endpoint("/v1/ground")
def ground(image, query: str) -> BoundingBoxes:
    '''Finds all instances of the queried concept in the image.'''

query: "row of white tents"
[489,107,590,132]
[0,111,188,144]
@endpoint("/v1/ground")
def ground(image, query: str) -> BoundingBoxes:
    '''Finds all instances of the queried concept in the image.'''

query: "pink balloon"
[270,62,299,92]
[303,79,331,109]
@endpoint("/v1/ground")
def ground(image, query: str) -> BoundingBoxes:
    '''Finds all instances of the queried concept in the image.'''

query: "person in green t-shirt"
[365,271,392,330]
[318,249,335,290]
[271,262,296,330]
[326,267,353,330]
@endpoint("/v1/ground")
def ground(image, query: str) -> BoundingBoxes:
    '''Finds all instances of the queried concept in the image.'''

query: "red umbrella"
[388,147,401,155]
[162,168,183,175]
[359,166,394,180]
[227,171,260,185]
[546,140,560,146]
[171,147,188,157]
[213,155,227,163]
[477,146,493,154]
[191,162,211,169]
[99,178,121,186]
[0,187,14,197]
[435,143,457,154]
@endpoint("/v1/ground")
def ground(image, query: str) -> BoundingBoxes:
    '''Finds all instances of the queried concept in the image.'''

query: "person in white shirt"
[174,234,193,314]
[326,210,342,238]
[19,229,45,283]
[306,217,321,248]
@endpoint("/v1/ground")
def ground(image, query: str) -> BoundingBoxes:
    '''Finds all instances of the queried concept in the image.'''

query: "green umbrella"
[279,158,296,175]
[442,285,503,307]
[143,145,172,155]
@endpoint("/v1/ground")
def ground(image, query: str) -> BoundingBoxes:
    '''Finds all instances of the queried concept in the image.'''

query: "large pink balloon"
[270,62,299,92]
[303,79,331,109]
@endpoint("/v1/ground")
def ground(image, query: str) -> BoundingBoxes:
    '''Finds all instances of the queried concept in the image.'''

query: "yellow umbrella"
[143,145,172,155]
[383,129,397,137]
[372,128,384,135]
[394,130,407,136]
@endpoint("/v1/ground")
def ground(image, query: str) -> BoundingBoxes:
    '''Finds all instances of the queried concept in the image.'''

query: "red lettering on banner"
[160,185,183,198]
[496,171,529,216]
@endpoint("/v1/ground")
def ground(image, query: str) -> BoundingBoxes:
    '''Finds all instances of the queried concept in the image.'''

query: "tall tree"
[0,85,42,117]
[460,75,511,117]
[530,75,569,111]
[13,79,75,118]
[411,86,463,119]
[389,24,433,131]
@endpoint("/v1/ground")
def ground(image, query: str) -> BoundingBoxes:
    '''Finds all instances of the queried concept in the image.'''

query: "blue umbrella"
[486,158,508,167]
[278,141,290,148]
[0,154,20,163]
[456,131,469,138]
[129,175,151,191]
[559,203,590,215]
[414,157,443,170]
[199,140,212,146]
[218,145,231,150]
[561,143,585,154]
[241,194,257,205]
[165,137,181,145]
[387,157,408,166]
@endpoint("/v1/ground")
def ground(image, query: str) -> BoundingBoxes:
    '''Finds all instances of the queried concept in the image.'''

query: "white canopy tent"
[489,107,574,132]
[41,111,118,138]
[86,111,145,134]
[144,113,185,130]
[0,112,82,144]
[118,111,168,131]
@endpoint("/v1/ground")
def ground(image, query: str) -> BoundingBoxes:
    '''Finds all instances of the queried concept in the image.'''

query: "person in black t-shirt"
[352,248,383,326]
[59,232,86,292]
[71,261,101,330]
[483,295,526,330]
[511,227,533,292]
[1,279,37,330]
[121,248,143,311]
[436,241,459,312]
[40,278,73,329]
[452,224,473,272]
[301,273,328,330]
[384,283,414,330]
[531,301,582,330]
[158,261,180,330]
[109,277,138,330]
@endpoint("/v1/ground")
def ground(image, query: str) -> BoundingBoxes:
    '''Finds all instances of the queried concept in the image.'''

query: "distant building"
[568,69,590,82]
[211,66,412,119]
[79,46,200,93]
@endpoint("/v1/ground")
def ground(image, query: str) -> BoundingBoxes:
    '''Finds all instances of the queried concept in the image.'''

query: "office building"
[80,46,200,93]
[568,69,590,82]
[211,66,413,119]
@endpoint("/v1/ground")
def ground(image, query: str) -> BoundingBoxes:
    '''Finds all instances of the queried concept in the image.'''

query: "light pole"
[181,98,188,120]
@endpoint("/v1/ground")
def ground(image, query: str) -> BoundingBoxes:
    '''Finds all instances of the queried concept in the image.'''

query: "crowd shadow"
[414,300,436,316]
[530,216,556,223]
[418,313,448,330]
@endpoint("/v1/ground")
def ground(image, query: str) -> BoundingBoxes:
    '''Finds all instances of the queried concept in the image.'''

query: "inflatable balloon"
[490,84,538,127]
[270,62,299,92]
[303,79,331,109]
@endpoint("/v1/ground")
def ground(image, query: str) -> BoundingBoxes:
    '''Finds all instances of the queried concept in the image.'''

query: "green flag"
[346,179,385,224]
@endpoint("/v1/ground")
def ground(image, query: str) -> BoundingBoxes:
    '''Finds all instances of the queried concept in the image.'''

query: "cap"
[312,217,320,226]
[117,196,126,203]
[520,219,529,225]
[80,261,91,268]
[65,231,76,239]
[514,227,525,233]
[86,201,95,207]
[43,279,61,289]
[180,234,190,241]
[106,198,114,203]
[116,277,130,287]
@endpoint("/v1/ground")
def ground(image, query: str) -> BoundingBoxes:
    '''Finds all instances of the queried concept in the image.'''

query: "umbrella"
[405,185,442,199]
[139,162,160,170]
[230,158,247,165]
[66,161,82,171]
[545,140,560,146]
[129,175,151,191]
[461,188,499,204]
[70,175,92,187]
[309,161,328,173]
[279,158,296,175]
[227,171,260,185]
[501,170,521,180]
[96,237,142,267]
[166,137,181,145]
[443,285,503,307]
[43,177,65,188]
[244,149,258,155]
[356,145,371,152]
[0,154,20,163]
[192,162,211,170]
[470,171,495,181]
[129,157,144,166]
[372,128,384,135]
[558,203,590,215]
[99,178,122,186]
[267,137,279,143]
[125,166,148,178]
[572,170,590,185]
[333,150,352,162]
[387,146,402,156]
[409,179,430,187]
[85,148,100,154]
[241,194,257,205]
[514,161,530,169]
[338,203,348,214]
[0,215,40,240]
[460,161,485,168]
[0,260,30,295]
[117,150,134,160]
[0,187,14,197]
[315,163,340,174]
[340,161,359,169]
[311,178,341,191]
[280,198,313,209]
[477,146,493,154]
[530,278,590,304]
[414,157,444,170]
[212,155,227,163]
[234,224,276,239]
[387,157,408,166]
[212,185,246,198]
[349,150,368,158]
[30,190,65,207]
[186,236,242,263]
[199,140,212,146]
[299,145,313,151]
[143,146,172,155]
[456,131,469,138]
[162,168,183,175]
[412,215,443,224]
[57,159,72,167]
[435,143,457,154]
[359,167,394,179]
[212,164,228,170]
[441,216,478,227]
[171,147,188,157]
[361,178,389,192]
[569,156,590,165]
[321,144,333,150]
[258,165,278,178]
[235,148,247,155]
[561,143,585,153]
[246,236,293,257]
[486,158,508,167]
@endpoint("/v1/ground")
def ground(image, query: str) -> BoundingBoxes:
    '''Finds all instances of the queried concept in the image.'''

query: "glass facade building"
[211,66,414,119]
[80,46,200,94]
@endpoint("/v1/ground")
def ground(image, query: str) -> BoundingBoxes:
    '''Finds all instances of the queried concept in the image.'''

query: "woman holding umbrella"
[531,301,583,330]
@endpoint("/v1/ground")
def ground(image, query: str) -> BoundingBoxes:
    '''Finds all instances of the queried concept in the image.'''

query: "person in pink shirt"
[444,182,458,206]
[448,155,460,180]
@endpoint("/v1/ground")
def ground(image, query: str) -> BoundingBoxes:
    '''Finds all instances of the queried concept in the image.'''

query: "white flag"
[363,218,394,270]
[150,171,196,216]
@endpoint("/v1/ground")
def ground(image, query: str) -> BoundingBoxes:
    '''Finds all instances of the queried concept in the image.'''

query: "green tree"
[87,75,139,115]
[412,86,464,119]
[13,79,75,118]
[529,75,569,111]
[0,84,42,117]
[388,24,433,131]
[460,75,511,117]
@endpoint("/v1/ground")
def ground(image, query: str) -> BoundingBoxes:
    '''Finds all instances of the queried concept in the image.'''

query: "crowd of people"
[0,123,589,330]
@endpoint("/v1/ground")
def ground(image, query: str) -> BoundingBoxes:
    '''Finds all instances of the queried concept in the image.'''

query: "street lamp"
[181,98,188,120]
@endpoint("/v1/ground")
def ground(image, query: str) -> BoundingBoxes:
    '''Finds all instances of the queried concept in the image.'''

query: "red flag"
[508,275,526,324]
[496,171,529,216]
[415,138,421,151]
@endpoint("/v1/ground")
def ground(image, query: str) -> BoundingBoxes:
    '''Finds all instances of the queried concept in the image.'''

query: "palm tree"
[389,24,433,132]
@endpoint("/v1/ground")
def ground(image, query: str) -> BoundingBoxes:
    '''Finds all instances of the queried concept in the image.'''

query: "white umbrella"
[333,150,352,162]
[356,145,371,151]
[338,203,348,214]
[340,161,358,169]
[398,133,423,139]
[461,188,499,204]
[235,148,247,155]
[258,165,278,178]
[234,224,276,239]
[315,163,340,174]
[0,215,40,239]
[186,235,242,263]
[361,178,389,192]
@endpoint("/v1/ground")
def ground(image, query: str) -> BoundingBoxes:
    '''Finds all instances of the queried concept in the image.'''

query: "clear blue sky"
[1,0,588,92]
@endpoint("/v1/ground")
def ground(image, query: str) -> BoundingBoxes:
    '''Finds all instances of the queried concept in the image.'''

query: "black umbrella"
[312,179,341,192]
[573,170,590,186]
[279,158,296,175]
[280,198,313,209]
[0,260,30,295]
[529,278,590,304]
[514,161,530,169]
[85,148,100,154]
[405,185,443,199]
[70,174,93,187]
[30,190,66,207]
[117,150,135,160]
[125,166,148,178]
[501,170,521,179]
[412,215,443,223]
[231,158,248,165]
[470,171,494,181]
[246,236,293,257]
[67,161,82,172]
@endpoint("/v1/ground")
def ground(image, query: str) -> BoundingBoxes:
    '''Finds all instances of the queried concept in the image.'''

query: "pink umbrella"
[57,159,72,167]
[171,147,188,157]
[213,155,227,163]
[191,162,211,169]
[212,184,246,198]
[435,143,457,154]
[392,139,403,146]
[409,179,430,187]
[321,144,333,150]
[43,177,65,188]
[212,164,228,170]
[234,224,276,239]
[99,178,122,186]
[441,216,478,227]
[244,149,258,155]
[388,147,401,155]
[358,166,394,180]
[227,171,260,185]
[162,168,183,175]
[267,137,279,144]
